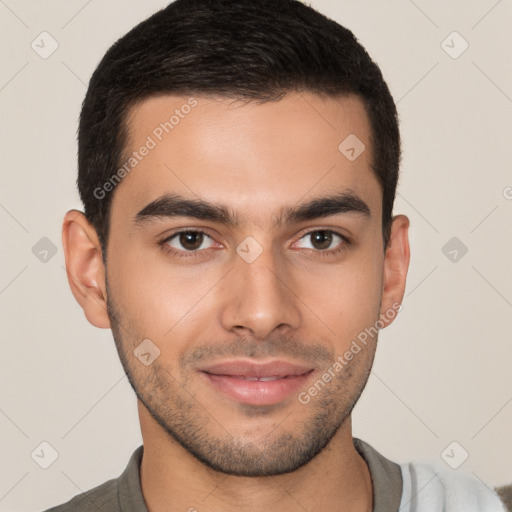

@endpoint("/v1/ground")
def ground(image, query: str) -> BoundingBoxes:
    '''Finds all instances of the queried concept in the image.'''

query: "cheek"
[108,247,223,339]
[297,255,383,340]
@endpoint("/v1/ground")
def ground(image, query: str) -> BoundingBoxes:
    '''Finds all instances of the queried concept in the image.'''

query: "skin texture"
[62,92,410,512]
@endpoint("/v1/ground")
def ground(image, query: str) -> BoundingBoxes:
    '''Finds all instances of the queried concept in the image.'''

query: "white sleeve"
[398,461,507,512]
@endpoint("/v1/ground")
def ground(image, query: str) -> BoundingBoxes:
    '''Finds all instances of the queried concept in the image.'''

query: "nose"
[219,244,302,340]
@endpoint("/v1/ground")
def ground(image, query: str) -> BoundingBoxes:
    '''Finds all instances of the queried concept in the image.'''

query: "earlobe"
[61,210,111,329]
[379,214,410,328]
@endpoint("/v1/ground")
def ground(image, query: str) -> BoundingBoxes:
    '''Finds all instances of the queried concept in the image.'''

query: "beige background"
[0,0,511,510]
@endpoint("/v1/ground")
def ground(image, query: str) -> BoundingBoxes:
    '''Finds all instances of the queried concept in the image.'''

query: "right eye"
[161,229,217,255]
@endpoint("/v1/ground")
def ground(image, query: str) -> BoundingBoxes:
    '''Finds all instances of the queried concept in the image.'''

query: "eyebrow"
[133,191,371,227]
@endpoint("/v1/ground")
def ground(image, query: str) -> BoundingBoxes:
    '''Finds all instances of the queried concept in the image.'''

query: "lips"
[198,360,314,406]
[225,376,286,381]
[201,360,312,378]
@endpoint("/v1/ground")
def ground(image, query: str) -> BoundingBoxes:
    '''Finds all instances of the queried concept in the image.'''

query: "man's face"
[104,92,391,476]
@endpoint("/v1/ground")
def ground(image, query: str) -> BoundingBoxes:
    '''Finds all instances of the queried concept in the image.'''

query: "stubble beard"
[106,286,376,477]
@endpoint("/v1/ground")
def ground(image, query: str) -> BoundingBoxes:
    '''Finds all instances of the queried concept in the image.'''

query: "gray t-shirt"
[43,437,402,512]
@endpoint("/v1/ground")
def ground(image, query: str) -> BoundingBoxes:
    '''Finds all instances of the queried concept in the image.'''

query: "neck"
[138,401,373,512]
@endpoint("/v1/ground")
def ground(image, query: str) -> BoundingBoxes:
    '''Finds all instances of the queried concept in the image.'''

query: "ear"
[379,214,410,327]
[61,210,111,329]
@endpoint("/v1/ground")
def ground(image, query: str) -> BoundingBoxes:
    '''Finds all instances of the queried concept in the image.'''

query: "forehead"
[110,92,380,227]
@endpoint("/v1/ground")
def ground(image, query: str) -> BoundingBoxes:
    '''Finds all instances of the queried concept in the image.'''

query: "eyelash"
[158,228,350,259]
[159,228,216,259]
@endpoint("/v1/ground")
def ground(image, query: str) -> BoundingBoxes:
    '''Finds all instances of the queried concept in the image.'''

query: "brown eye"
[295,230,347,253]
[165,230,215,252]
[179,231,204,251]
[310,230,334,250]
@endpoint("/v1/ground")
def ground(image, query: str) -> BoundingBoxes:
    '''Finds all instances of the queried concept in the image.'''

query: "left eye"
[295,230,345,251]
[166,231,215,252]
